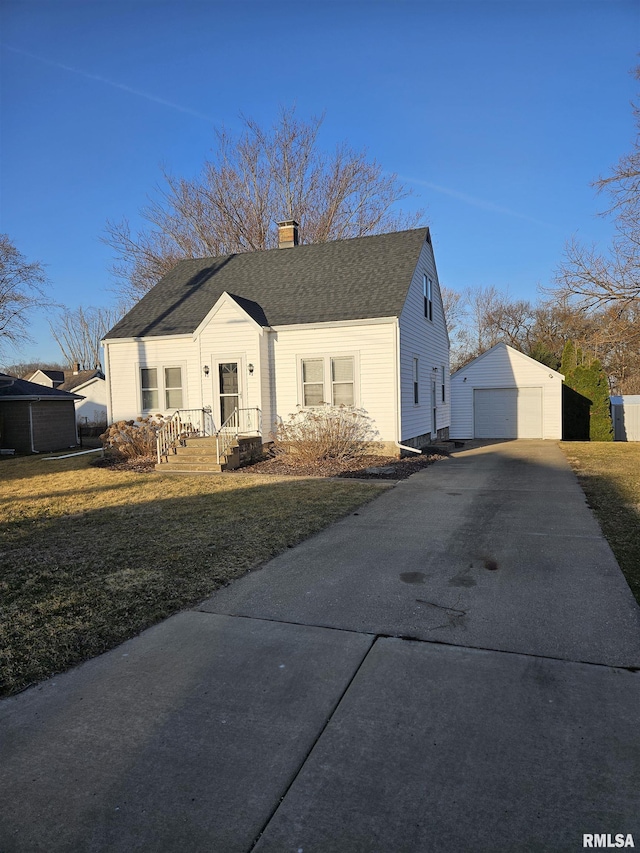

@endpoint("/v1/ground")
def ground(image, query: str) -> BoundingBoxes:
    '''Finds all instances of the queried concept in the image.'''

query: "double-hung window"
[164,367,183,409]
[301,356,356,407]
[141,368,159,410]
[441,365,446,403]
[423,274,433,321]
[140,365,183,411]
[413,358,420,405]
[331,357,355,406]
[302,359,325,406]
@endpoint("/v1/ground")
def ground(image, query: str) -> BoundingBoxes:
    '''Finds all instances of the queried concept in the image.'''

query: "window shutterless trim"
[423,274,433,321]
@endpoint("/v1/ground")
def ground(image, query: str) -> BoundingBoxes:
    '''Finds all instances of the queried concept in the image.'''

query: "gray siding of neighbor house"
[0,400,78,452]
[0,402,31,452]
[32,401,78,451]
[611,396,640,441]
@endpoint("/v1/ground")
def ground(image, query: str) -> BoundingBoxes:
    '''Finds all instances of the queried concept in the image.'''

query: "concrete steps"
[155,434,263,475]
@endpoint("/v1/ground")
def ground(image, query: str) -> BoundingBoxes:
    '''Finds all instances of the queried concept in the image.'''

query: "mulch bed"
[235,452,448,480]
[91,454,158,473]
[92,451,449,479]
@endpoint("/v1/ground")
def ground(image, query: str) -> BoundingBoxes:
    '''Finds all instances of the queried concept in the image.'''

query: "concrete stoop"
[155,435,263,474]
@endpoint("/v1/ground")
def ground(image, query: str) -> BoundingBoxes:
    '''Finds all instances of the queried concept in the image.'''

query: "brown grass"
[0,453,383,696]
[560,442,640,604]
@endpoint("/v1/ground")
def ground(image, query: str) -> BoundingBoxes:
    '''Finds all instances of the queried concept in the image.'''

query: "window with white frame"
[331,357,355,406]
[141,368,159,410]
[423,274,433,321]
[301,355,356,407]
[441,365,446,403]
[413,358,419,405]
[140,365,183,411]
[164,367,183,409]
[302,358,325,406]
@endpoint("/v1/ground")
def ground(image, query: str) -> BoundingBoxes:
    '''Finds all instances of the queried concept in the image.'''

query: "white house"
[103,224,450,454]
[450,343,564,439]
[27,366,107,427]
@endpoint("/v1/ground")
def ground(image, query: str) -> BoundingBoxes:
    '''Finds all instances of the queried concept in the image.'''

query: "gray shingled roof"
[105,228,429,339]
[0,374,82,401]
[59,369,104,392]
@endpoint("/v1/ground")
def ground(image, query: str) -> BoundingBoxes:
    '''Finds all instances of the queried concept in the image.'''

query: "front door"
[218,361,240,426]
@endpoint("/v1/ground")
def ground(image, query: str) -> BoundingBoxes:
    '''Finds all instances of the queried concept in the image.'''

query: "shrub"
[561,341,613,441]
[100,417,167,459]
[272,405,379,464]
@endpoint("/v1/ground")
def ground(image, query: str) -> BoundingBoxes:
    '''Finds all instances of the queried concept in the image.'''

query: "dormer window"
[423,274,433,321]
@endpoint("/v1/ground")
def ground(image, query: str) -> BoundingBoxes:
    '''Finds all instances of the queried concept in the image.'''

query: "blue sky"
[1,0,638,366]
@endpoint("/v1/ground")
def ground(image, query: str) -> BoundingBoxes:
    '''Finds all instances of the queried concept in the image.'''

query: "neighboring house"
[103,224,450,453]
[28,366,107,427]
[611,396,640,441]
[450,343,564,440]
[0,373,81,452]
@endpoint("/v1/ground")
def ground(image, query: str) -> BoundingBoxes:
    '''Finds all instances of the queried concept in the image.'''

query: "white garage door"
[474,388,543,438]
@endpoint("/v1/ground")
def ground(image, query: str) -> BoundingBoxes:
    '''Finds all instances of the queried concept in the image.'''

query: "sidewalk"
[1,441,639,852]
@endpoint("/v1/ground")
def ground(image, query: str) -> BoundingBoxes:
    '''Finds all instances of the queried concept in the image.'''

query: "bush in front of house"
[272,405,379,464]
[100,417,167,459]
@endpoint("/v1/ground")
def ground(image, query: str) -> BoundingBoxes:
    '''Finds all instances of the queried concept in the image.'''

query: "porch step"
[170,445,237,457]
[164,453,227,465]
[156,462,225,474]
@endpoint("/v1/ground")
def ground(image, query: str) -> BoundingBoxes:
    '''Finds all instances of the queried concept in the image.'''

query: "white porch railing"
[156,408,215,463]
[216,408,262,464]
[156,407,261,465]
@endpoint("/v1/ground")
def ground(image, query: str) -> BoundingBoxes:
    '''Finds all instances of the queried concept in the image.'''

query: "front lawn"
[560,442,640,605]
[0,453,383,696]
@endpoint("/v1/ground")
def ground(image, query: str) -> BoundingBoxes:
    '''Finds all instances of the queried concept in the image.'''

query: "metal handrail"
[156,408,214,464]
[216,407,262,464]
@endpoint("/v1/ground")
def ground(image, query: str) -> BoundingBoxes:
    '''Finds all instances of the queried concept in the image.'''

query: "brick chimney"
[73,362,80,374]
[277,219,299,248]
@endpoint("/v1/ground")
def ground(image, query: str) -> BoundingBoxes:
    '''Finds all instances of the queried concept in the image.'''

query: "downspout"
[28,402,36,452]
[393,318,421,456]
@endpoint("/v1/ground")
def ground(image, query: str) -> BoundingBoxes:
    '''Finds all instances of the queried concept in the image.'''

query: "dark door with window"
[219,362,239,424]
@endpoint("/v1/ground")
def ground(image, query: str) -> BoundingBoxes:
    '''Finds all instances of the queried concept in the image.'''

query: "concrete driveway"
[2,440,639,851]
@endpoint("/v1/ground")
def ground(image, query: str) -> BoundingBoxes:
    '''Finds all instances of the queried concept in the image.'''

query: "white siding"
[105,298,263,427]
[398,239,451,443]
[74,379,107,425]
[450,344,563,440]
[197,298,263,427]
[105,336,200,423]
[271,321,397,443]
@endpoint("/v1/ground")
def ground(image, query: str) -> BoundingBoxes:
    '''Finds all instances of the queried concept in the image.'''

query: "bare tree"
[448,286,530,369]
[0,235,49,355]
[104,107,424,304]
[440,286,466,338]
[49,305,125,369]
[0,360,65,378]
[553,67,640,309]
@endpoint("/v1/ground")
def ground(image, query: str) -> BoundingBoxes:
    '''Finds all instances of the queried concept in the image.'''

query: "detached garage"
[450,344,564,440]
[0,373,81,453]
